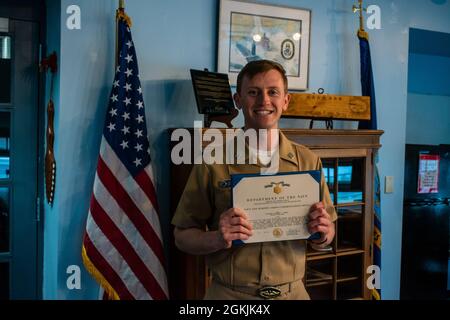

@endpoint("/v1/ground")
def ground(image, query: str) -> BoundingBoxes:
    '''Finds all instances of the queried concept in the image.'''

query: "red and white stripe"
[83,137,168,300]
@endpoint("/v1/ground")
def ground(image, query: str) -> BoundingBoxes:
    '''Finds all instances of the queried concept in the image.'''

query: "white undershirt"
[248,133,280,166]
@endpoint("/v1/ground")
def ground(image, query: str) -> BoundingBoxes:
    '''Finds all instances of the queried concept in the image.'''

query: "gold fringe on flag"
[82,245,121,300]
[374,225,381,248]
[372,288,381,300]
[358,29,369,40]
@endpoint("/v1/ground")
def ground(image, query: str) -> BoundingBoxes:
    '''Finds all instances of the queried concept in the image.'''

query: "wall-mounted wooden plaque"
[283,93,370,120]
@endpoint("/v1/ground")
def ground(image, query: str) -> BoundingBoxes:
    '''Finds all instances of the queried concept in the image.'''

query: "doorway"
[401,28,450,299]
[0,0,43,299]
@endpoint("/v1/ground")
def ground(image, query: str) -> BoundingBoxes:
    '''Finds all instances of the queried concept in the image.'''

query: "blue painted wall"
[406,35,450,145]
[44,0,450,299]
[409,27,450,58]
[408,54,450,96]
[43,0,61,299]
[44,0,116,299]
[406,94,450,145]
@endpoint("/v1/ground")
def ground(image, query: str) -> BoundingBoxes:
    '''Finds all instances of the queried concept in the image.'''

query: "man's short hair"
[236,60,288,94]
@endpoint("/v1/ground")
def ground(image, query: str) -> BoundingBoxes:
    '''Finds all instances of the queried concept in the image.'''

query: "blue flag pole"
[354,0,381,299]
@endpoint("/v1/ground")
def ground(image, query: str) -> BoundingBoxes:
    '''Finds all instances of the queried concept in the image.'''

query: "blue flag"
[357,35,377,130]
[357,31,381,300]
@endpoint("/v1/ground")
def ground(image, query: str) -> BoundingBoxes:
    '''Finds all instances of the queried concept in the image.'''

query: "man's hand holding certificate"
[231,171,321,244]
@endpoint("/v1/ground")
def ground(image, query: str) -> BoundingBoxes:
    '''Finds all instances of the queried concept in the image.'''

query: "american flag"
[82,15,168,300]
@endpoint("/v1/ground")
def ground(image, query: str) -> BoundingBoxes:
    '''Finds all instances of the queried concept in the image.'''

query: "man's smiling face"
[234,69,290,130]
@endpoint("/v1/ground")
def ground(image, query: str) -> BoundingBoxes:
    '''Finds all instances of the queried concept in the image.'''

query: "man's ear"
[233,92,241,110]
[282,92,291,112]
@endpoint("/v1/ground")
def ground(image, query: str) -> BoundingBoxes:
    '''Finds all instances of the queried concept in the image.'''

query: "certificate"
[231,171,321,244]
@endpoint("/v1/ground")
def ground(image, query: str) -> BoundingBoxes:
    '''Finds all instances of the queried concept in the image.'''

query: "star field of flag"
[104,24,150,177]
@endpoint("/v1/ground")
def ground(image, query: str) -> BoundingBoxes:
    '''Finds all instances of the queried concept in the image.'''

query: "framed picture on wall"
[217,0,311,91]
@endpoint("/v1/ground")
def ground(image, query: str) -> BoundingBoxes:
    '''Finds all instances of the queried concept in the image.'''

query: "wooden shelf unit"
[286,129,383,300]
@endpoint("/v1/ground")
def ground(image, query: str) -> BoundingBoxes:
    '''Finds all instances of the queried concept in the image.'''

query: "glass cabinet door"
[336,158,364,205]
[308,155,368,300]
[321,158,336,204]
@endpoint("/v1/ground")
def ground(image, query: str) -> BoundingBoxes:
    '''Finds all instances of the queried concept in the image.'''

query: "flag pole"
[353,0,368,40]
[115,0,125,67]
[358,0,364,33]
[353,0,380,300]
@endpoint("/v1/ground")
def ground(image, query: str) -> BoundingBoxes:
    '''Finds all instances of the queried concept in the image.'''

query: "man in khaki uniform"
[172,60,336,300]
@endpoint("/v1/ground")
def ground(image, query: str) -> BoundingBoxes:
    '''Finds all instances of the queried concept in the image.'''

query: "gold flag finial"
[116,0,132,28]
[353,0,368,40]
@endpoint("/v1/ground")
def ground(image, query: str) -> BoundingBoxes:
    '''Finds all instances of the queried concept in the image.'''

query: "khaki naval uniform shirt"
[172,131,337,300]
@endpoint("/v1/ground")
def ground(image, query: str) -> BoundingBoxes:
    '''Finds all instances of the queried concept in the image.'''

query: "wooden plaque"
[283,93,370,120]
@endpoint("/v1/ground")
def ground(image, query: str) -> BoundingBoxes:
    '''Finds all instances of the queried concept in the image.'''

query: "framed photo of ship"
[217,0,311,90]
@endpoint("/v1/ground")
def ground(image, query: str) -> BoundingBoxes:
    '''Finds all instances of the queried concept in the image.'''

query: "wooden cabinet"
[284,129,383,300]
[169,129,383,300]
